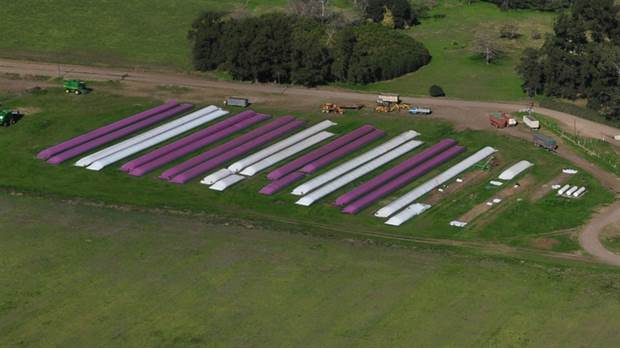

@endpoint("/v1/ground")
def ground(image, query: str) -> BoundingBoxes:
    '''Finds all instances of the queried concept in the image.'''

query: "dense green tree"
[189,12,431,87]
[187,12,227,70]
[331,27,357,81]
[338,24,431,83]
[517,0,620,120]
[517,48,545,96]
[290,19,333,86]
[364,0,417,29]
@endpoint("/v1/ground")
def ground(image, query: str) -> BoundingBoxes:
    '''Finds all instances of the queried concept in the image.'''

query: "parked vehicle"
[375,103,410,113]
[224,97,250,108]
[523,114,540,129]
[321,103,344,114]
[0,109,22,127]
[408,107,432,115]
[533,134,557,151]
[376,94,400,105]
[63,80,89,95]
[489,112,516,128]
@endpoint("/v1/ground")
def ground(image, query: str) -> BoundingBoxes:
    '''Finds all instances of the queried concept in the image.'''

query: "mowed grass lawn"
[0,88,613,252]
[1,0,553,101]
[2,193,620,347]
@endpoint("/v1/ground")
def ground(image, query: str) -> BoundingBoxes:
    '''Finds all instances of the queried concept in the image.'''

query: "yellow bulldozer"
[321,103,344,115]
[375,102,411,113]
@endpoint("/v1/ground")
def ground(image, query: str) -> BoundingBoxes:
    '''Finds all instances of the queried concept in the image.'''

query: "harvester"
[64,80,90,95]
[0,109,22,127]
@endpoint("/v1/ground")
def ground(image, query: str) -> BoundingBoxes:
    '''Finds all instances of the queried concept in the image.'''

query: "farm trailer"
[489,112,516,128]
[533,134,557,151]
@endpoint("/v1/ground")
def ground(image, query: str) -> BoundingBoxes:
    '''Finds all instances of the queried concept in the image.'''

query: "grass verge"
[2,193,620,346]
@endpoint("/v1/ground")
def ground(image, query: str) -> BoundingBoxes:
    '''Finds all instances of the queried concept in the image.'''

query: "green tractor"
[63,80,89,95]
[0,109,23,127]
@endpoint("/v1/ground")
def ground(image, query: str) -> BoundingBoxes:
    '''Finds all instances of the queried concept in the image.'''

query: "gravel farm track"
[1,58,619,265]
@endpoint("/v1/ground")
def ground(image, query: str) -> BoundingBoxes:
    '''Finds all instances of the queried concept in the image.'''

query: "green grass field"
[360,1,556,101]
[0,0,554,101]
[0,87,613,253]
[2,193,620,347]
[530,113,620,177]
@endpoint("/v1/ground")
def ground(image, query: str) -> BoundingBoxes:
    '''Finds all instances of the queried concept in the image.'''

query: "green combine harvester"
[0,109,22,127]
[63,80,89,95]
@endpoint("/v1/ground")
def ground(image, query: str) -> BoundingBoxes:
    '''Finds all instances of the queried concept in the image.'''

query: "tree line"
[518,0,620,120]
[188,12,431,86]
[481,0,573,11]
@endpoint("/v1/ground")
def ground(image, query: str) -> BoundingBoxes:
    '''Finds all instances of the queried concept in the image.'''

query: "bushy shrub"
[430,85,445,97]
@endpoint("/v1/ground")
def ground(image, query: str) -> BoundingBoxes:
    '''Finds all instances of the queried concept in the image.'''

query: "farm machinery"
[320,103,364,114]
[64,80,90,95]
[374,94,411,113]
[489,112,517,128]
[0,109,23,127]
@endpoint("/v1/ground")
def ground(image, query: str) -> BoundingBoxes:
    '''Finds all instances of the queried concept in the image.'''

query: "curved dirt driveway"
[579,202,620,266]
[1,58,619,264]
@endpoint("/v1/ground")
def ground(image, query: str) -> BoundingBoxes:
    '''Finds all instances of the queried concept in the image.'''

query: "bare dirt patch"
[16,106,43,115]
[0,77,54,94]
[459,175,534,223]
[530,173,570,202]
[531,238,561,250]
[423,169,488,206]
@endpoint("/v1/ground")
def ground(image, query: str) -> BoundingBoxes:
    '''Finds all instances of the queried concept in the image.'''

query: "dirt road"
[1,58,619,264]
[2,58,619,141]
[579,201,620,266]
